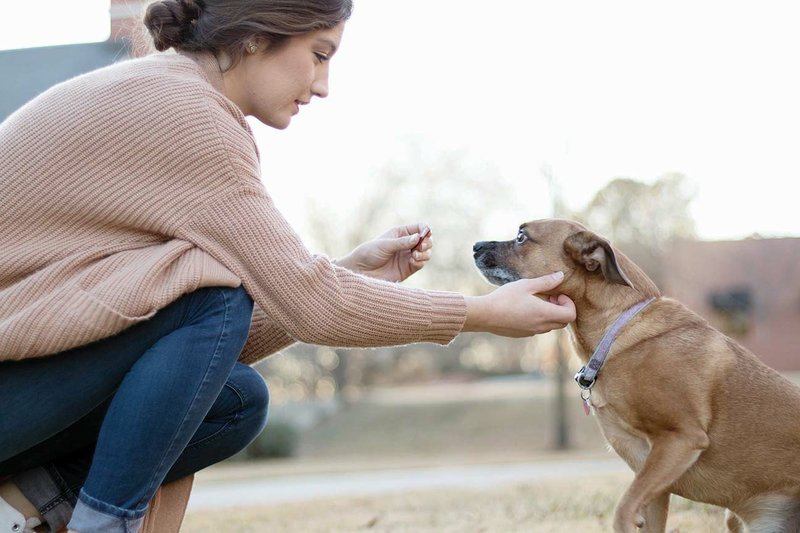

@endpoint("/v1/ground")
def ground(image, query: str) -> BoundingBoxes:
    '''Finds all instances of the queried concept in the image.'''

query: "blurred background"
[3,0,799,513]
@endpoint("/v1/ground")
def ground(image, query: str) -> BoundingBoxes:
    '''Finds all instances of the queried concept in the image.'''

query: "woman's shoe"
[0,496,41,533]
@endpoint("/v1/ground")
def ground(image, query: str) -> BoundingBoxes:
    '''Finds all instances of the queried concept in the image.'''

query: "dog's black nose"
[473,241,489,253]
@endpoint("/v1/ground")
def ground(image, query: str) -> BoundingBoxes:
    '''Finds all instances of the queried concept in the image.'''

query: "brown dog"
[473,219,800,533]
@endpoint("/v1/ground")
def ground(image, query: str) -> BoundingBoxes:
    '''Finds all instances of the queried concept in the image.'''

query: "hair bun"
[143,0,203,51]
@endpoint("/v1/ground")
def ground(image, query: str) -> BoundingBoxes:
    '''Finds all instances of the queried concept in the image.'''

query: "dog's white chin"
[479,267,518,286]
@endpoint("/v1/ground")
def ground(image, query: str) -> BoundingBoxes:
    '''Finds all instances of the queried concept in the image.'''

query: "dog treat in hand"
[415,226,430,251]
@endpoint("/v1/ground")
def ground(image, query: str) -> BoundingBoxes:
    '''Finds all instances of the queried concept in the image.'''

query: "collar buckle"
[574,367,596,390]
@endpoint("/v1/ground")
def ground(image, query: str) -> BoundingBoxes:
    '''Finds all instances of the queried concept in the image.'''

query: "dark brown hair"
[143,0,353,67]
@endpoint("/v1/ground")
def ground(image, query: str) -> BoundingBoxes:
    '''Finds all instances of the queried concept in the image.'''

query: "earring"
[247,42,257,54]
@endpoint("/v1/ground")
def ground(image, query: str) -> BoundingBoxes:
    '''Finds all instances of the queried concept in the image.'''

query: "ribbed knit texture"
[0,53,466,364]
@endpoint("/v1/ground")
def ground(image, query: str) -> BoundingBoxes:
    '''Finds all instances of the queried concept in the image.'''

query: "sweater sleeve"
[177,185,466,363]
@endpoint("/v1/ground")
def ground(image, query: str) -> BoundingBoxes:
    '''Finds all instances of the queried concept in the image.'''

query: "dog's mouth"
[477,266,519,286]
[473,241,520,286]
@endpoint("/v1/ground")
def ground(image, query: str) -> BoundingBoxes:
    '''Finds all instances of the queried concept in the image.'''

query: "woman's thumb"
[385,233,420,252]
[525,271,565,293]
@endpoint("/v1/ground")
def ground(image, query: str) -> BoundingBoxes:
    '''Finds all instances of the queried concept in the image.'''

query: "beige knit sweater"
[0,52,466,364]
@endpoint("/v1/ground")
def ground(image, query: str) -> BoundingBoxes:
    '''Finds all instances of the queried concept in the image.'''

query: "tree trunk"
[553,331,571,450]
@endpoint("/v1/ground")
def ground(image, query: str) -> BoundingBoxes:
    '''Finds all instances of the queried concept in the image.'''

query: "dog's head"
[473,219,635,295]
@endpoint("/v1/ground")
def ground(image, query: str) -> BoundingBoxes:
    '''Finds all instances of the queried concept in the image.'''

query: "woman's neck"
[180,50,227,95]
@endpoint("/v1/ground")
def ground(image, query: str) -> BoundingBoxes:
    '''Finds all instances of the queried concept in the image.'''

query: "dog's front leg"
[613,429,709,533]
[639,492,670,533]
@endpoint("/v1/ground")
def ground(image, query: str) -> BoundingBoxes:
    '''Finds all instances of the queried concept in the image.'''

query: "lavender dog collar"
[574,297,657,390]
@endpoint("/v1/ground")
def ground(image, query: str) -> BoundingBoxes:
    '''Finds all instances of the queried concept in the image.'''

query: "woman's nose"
[312,71,329,99]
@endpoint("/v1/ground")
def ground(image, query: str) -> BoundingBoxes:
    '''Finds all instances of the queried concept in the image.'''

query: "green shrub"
[246,420,299,459]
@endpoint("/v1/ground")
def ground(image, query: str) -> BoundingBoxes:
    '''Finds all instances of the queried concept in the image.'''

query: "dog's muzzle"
[473,241,519,286]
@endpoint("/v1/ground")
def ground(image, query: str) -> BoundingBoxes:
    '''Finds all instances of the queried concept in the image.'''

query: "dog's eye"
[516,233,527,244]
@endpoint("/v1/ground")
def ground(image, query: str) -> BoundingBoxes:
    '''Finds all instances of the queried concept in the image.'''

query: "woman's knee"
[241,366,270,427]
[165,365,268,480]
[226,364,269,434]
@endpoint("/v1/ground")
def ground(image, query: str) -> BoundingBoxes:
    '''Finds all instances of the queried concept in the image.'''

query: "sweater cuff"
[424,291,467,345]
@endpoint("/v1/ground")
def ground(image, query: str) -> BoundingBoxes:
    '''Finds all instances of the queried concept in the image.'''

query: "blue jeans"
[0,286,268,533]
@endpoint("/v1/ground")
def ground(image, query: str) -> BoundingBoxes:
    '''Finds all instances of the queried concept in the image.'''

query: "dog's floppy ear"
[563,231,634,288]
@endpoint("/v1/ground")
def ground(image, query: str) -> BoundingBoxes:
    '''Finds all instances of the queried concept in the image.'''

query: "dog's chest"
[590,391,651,471]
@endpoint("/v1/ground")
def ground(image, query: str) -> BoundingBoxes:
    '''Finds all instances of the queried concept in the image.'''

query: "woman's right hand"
[462,272,576,337]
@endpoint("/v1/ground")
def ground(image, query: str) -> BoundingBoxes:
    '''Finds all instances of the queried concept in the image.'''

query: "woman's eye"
[314,52,329,63]
[516,233,527,244]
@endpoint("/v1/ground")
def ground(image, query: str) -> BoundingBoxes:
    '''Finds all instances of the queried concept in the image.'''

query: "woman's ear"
[563,230,634,288]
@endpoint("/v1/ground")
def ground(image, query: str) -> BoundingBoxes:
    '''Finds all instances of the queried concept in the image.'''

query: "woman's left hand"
[334,223,433,282]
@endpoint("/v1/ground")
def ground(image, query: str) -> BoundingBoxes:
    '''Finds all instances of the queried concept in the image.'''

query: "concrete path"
[187,457,629,510]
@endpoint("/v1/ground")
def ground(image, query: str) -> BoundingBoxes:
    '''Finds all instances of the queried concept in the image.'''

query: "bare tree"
[540,170,697,449]
[573,173,697,287]
[306,147,521,294]
[266,148,535,400]
[542,163,576,450]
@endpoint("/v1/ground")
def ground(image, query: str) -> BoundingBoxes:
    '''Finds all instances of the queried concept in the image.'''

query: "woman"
[0,1,576,532]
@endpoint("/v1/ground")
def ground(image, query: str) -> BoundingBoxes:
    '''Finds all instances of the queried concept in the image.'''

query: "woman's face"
[229,22,345,129]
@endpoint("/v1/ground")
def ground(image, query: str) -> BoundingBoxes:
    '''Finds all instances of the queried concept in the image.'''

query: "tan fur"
[473,219,800,533]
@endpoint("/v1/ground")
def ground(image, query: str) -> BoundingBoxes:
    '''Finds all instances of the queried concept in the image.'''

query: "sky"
[2,0,799,242]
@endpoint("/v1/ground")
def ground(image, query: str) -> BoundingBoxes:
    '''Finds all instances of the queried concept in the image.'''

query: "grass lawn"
[295,379,608,460]
[183,379,729,532]
[182,472,725,532]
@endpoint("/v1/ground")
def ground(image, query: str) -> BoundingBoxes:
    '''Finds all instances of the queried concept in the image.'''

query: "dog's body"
[474,219,800,533]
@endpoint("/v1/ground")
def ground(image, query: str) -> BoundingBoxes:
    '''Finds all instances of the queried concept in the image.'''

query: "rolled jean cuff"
[13,465,74,533]
[68,489,145,533]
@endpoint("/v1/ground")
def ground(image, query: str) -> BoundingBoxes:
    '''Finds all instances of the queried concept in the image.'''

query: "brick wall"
[663,238,800,370]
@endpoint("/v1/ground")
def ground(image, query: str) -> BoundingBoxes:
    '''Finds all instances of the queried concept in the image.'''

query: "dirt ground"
[182,471,724,532]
